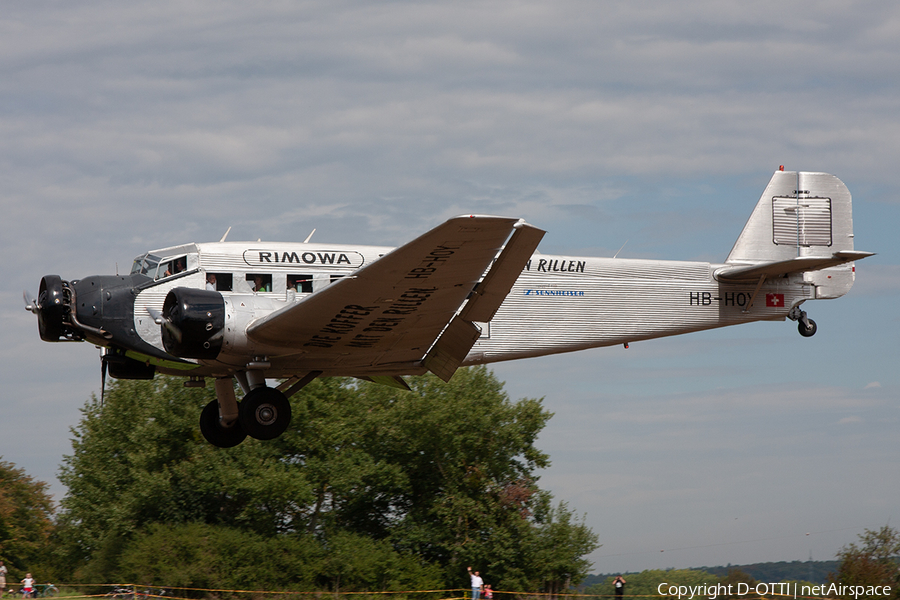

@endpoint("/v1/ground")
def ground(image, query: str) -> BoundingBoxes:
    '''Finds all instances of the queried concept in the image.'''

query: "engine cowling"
[161,287,225,359]
[37,274,72,341]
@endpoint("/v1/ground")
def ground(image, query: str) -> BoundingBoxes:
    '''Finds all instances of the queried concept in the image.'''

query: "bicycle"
[34,584,58,598]
[135,589,168,600]
[107,586,136,600]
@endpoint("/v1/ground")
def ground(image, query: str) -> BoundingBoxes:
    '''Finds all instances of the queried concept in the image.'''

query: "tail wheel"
[798,319,817,337]
[199,399,247,448]
[239,387,292,440]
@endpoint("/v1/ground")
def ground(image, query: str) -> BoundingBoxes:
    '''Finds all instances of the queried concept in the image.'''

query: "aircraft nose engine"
[160,288,226,359]
[34,275,75,341]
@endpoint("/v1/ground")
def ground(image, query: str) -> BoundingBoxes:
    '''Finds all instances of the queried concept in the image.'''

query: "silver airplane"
[26,170,873,447]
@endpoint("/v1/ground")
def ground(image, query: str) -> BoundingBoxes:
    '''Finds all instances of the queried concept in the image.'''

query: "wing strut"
[277,371,323,398]
[742,274,768,314]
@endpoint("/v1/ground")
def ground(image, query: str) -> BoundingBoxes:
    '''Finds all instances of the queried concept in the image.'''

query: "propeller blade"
[147,306,182,343]
[23,290,38,313]
[100,351,108,406]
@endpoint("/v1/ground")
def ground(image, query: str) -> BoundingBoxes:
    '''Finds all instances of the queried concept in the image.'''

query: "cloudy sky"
[2,0,898,576]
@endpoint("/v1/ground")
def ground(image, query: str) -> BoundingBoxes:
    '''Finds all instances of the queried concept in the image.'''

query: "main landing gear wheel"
[200,399,247,448]
[798,319,817,337]
[239,387,292,440]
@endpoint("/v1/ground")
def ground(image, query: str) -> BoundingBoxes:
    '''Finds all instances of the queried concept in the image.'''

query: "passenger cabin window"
[247,273,272,292]
[288,274,313,294]
[207,273,233,292]
[156,256,188,280]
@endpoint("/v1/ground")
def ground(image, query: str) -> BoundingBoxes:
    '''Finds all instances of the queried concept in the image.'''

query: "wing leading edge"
[247,215,545,380]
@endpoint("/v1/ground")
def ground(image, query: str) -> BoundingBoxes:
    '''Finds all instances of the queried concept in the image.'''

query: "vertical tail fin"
[723,171,871,299]
[727,170,856,264]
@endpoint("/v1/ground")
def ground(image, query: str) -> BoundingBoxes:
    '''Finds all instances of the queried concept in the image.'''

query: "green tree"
[56,377,312,580]
[116,522,323,591]
[718,568,757,599]
[528,501,598,595]
[342,368,592,590]
[829,525,900,600]
[0,459,54,576]
[56,367,597,591]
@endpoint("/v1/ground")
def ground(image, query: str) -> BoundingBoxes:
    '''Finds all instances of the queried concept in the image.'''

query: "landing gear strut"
[789,306,817,338]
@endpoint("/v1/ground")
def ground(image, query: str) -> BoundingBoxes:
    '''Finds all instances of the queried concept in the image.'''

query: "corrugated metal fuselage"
[466,254,814,365]
[127,245,824,379]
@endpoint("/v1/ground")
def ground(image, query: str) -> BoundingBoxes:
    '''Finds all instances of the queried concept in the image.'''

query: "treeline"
[1,368,599,594]
[586,561,840,588]
[583,529,899,600]
[585,568,758,599]
[701,561,841,585]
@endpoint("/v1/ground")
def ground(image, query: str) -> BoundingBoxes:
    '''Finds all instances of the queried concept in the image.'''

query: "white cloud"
[3,0,899,574]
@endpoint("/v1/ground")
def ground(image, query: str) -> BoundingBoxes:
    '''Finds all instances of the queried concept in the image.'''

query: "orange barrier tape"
[28,585,850,600]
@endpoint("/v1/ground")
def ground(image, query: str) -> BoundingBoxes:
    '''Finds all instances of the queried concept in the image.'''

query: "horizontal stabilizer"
[716,251,874,282]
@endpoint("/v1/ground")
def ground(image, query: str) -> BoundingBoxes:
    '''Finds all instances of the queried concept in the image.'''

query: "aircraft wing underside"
[246,215,544,377]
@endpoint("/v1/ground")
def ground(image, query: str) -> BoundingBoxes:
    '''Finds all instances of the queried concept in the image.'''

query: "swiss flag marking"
[766,293,784,307]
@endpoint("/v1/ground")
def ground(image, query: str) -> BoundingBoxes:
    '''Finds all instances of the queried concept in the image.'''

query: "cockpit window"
[130,255,146,275]
[156,256,187,280]
[141,255,161,277]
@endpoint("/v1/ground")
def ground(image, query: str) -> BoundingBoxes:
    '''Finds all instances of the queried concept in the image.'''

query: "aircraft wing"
[715,250,875,282]
[247,215,544,380]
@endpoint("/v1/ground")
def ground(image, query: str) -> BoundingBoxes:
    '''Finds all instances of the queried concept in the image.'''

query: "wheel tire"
[239,387,292,440]
[798,318,817,337]
[199,399,247,447]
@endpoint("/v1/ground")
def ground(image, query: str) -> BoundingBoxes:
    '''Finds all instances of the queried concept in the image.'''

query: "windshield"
[130,255,146,275]
[141,254,161,276]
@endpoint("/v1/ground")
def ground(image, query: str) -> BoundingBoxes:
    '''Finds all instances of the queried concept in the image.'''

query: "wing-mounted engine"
[160,288,226,359]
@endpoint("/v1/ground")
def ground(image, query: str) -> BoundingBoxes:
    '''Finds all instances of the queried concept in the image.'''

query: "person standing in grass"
[467,566,484,600]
